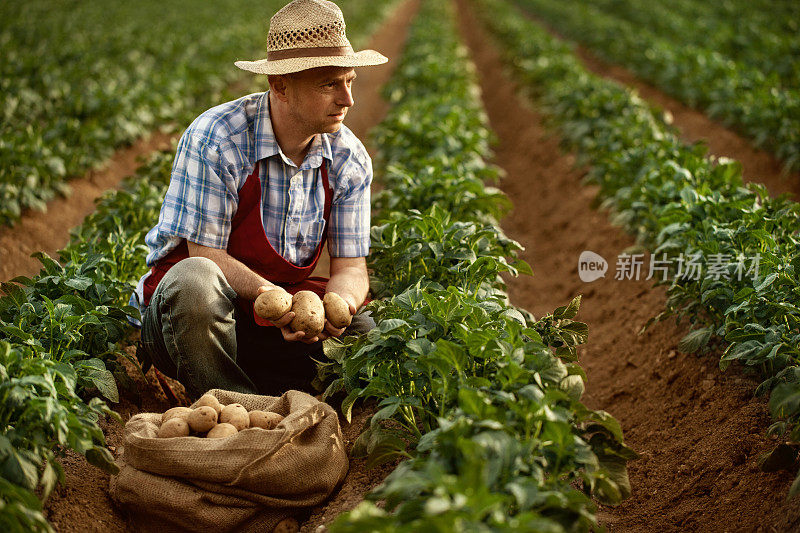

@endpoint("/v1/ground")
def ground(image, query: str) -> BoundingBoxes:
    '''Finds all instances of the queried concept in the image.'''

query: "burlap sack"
[109,389,348,532]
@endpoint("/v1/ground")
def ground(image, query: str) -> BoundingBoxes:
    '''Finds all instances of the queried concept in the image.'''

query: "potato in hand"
[289,290,325,337]
[323,292,352,329]
[255,289,293,321]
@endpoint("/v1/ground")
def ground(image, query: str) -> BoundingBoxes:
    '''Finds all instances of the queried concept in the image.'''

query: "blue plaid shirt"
[131,91,372,316]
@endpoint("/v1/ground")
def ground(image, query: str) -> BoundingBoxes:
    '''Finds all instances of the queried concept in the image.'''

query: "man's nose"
[337,84,354,107]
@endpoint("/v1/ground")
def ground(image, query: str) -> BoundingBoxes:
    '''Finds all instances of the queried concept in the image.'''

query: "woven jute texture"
[109,389,348,533]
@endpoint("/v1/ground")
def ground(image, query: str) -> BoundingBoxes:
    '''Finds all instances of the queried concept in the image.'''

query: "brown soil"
[456,1,800,532]
[0,131,176,284]
[41,1,419,531]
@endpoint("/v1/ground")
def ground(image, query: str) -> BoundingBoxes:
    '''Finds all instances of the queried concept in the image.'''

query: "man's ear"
[268,74,290,102]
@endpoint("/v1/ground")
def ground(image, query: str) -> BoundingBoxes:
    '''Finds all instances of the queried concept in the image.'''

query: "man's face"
[282,66,356,135]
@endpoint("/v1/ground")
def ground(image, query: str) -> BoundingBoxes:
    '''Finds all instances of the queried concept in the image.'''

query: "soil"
[455,1,800,531]
[40,1,419,531]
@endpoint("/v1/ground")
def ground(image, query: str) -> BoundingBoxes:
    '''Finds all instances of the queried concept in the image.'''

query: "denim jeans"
[139,257,374,399]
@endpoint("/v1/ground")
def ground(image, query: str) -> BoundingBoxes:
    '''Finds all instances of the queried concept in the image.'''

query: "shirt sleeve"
[327,151,372,258]
[158,132,238,249]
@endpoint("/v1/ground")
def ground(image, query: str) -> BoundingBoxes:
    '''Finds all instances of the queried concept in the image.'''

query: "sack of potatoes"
[110,389,348,533]
[157,393,285,439]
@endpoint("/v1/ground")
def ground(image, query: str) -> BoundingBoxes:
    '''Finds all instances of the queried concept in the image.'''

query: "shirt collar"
[254,91,333,170]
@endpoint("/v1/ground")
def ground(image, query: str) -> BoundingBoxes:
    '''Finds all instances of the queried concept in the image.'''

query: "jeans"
[139,257,374,399]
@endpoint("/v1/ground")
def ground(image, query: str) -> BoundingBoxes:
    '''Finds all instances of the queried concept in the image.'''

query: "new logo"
[578,251,607,282]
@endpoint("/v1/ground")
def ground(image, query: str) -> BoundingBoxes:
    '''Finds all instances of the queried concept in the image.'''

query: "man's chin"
[322,123,343,134]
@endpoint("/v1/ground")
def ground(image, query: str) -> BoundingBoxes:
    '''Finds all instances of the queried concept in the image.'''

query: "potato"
[158,418,190,438]
[161,406,193,425]
[254,289,293,321]
[273,517,299,533]
[195,393,222,415]
[289,290,325,337]
[206,423,238,439]
[187,406,218,433]
[323,292,352,329]
[220,403,250,431]
[249,410,284,430]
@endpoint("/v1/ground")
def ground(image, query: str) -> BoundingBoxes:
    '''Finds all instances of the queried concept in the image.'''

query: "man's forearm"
[327,257,370,311]
[187,241,279,300]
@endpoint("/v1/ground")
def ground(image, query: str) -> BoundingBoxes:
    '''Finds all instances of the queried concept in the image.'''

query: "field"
[1,0,799,531]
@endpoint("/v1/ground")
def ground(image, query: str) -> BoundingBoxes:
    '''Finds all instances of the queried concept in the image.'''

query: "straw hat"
[234,0,388,75]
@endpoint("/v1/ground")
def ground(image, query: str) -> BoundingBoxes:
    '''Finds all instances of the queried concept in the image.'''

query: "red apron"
[142,160,332,326]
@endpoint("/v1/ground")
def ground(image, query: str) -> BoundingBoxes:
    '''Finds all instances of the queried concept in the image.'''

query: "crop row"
[511,0,800,174]
[0,152,172,532]
[473,0,800,495]
[0,2,397,529]
[576,0,800,89]
[664,0,799,43]
[0,0,275,227]
[0,0,387,229]
[319,1,634,530]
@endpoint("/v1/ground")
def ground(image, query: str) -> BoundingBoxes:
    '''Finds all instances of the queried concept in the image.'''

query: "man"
[131,0,387,398]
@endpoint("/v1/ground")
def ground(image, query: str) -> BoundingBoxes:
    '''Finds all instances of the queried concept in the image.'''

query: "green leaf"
[677,327,712,354]
[341,388,362,424]
[553,295,582,320]
[595,453,631,505]
[1,448,41,491]
[77,360,119,403]
[770,383,800,419]
[85,447,119,475]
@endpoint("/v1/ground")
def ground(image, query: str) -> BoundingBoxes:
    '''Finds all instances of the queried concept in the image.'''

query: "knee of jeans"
[160,257,234,321]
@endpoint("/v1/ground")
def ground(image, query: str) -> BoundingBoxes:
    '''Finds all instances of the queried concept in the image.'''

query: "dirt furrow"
[456,0,800,531]
[42,1,419,531]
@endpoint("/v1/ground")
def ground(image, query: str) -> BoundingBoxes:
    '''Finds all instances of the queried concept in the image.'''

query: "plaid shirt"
[131,91,372,316]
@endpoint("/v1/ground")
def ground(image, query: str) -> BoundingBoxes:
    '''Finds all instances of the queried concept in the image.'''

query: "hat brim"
[234,49,388,75]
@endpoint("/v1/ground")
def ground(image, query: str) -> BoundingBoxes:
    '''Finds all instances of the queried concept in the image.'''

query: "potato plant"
[322,1,635,530]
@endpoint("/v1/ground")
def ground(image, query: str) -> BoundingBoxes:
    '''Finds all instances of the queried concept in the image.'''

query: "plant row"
[666,0,799,43]
[0,151,173,532]
[318,1,635,531]
[0,0,388,228]
[473,0,800,496]
[575,0,800,90]
[512,0,800,174]
[0,2,398,528]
